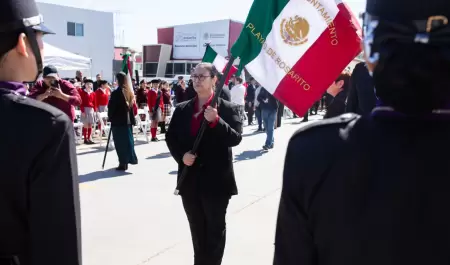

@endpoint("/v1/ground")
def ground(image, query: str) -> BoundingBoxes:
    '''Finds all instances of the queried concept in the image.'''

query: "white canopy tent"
[43,43,92,71]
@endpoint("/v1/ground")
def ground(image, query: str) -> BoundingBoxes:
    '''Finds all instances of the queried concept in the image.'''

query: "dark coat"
[0,88,81,265]
[274,113,450,265]
[346,62,377,115]
[324,91,347,119]
[165,97,243,197]
[257,88,278,111]
[108,88,136,127]
[245,84,256,103]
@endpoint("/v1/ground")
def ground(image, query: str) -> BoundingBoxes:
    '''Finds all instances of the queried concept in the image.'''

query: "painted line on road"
[135,242,181,265]
[231,188,281,215]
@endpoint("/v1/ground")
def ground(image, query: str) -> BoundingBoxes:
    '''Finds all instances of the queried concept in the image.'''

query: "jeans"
[262,108,276,147]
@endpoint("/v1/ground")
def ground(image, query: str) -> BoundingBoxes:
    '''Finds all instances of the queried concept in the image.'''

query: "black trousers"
[182,194,231,265]
[246,102,255,125]
[276,103,284,128]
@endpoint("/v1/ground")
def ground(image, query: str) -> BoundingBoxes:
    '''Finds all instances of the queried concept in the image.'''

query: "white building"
[37,2,114,81]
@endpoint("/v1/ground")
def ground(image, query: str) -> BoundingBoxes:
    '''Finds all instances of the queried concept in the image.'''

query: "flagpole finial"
[204,41,212,47]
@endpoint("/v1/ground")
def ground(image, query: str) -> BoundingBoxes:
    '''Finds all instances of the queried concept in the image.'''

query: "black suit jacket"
[166,97,243,196]
[346,62,376,115]
[108,88,136,127]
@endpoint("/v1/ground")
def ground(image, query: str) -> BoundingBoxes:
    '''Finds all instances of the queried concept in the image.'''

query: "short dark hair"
[236,77,243,83]
[0,31,21,59]
[99,80,108,86]
[178,76,184,80]
[373,43,450,113]
[335,72,351,92]
[196,62,220,78]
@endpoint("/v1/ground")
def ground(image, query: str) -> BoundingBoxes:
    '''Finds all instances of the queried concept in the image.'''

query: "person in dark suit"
[273,0,450,264]
[346,62,377,115]
[323,72,351,119]
[165,63,243,265]
[245,78,257,125]
[108,72,138,171]
[0,0,81,264]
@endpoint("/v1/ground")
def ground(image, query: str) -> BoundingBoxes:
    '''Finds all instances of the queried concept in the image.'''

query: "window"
[144,63,158,77]
[174,63,186,75]
[165,63,174,77]
[67,22,84,37]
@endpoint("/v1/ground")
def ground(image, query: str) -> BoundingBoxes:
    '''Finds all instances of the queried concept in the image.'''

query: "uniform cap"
[366,0,450,22]
[0,0,53,34]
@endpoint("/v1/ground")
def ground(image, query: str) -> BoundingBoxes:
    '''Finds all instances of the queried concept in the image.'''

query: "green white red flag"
[121,52,133,88]
[202,45,244,86]
[231,0,362,115]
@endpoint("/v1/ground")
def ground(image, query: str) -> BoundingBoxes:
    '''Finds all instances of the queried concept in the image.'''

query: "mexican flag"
[202,45,240,86]
[231,0,361,115]
[121,52,133,89]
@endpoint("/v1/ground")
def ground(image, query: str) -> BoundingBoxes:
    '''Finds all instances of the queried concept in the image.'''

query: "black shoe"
[301,119,308,122]
[269,143,274,149]
[151,137,159,142]
[88,139,96,145]
[263,145,269,151]
[116,164,127,171]
[84,139,89,144]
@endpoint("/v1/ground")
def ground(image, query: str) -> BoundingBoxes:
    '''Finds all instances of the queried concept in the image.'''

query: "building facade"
[37,2,114,81]
[143,19,243,78]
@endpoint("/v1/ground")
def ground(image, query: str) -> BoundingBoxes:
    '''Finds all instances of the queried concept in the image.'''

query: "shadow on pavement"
[79,168,132,183]
[234,150,265,162]
[77,140,149,156]
[242,130,264,138]
[147,152,172,160]
[169,170,178,175]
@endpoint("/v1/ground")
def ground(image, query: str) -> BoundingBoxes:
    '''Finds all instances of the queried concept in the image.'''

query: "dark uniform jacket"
[165,97,243,197]
[346,62,377,115]
[0,82,81,265]
[274,112,450,265]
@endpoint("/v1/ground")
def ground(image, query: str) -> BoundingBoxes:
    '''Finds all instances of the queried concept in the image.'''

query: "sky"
[38,0,366,50]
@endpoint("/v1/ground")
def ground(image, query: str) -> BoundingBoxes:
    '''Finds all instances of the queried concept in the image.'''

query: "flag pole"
[173,55,236,195]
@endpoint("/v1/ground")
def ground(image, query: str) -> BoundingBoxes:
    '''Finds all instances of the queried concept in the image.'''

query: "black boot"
[116,164,128,171]
[159,122,167,134]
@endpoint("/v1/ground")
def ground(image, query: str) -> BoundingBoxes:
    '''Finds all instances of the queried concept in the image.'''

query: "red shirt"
[79,89,97,112]
[28,79,81,121]
[147,89,164,111]
[95,88,110,108]
[190,94,220,136]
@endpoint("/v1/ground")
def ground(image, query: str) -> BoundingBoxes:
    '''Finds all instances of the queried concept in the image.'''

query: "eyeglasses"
[191,75,211,81]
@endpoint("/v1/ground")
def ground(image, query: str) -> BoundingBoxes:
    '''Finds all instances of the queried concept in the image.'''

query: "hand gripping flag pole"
[173,54,236,195]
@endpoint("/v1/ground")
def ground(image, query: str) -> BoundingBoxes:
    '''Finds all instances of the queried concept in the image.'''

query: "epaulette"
[292,113,361,138]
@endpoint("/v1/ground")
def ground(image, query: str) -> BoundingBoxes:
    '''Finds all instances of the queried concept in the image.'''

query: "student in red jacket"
[95,80,111,135]
[79,79,97,144]
[147,79,164,141]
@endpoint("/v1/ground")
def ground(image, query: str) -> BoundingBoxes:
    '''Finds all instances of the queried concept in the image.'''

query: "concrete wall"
[37,2,114,81]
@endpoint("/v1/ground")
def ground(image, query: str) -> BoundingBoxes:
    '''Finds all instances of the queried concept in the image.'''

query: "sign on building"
[173,20,230,60]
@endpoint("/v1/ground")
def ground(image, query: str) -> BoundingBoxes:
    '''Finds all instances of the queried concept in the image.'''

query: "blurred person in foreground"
[0,0,81,264]
[108,72,138,171]
[166,63,242,265]
[274,0,450,264]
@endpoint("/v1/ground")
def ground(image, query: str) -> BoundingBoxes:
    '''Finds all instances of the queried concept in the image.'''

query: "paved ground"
[77,113,324,265]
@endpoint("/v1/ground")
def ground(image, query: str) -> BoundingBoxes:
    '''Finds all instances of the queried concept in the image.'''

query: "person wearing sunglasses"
[166,63,243,265]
